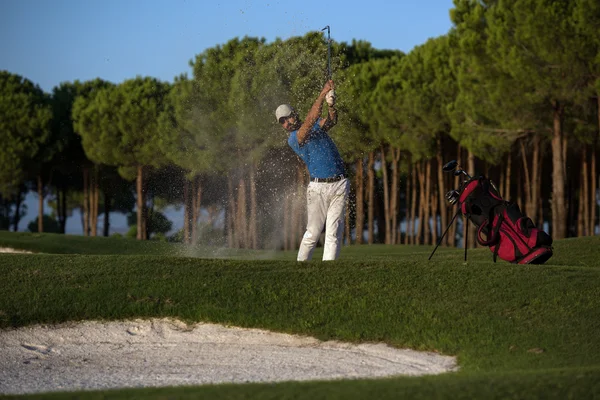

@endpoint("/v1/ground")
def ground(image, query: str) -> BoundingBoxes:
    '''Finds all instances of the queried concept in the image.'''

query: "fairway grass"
[0,232,599,398]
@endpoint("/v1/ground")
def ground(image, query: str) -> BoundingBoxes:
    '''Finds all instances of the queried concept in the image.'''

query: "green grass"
[1,231,599,399]
[0,231,285,259]
[2,230,599,265]
[10,367,600,400]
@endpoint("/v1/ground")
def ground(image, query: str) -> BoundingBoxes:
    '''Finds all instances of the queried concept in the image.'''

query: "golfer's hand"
[320,80,334,97]
[326,90,336,106]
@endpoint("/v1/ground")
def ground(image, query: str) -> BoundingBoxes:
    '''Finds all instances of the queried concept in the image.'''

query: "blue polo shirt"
[288,119,345,179]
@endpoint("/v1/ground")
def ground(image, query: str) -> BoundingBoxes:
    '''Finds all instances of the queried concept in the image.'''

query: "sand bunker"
[0,318,457,395]
[0,247,33,254]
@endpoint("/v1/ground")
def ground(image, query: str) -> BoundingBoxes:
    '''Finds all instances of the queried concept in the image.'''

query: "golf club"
[442,160,458,172]
[322,25,331,80]
[443,160,472,179]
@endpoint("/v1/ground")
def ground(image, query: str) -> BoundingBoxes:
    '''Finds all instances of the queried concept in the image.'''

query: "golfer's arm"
[320,105,337,131]
[297,93,327,144]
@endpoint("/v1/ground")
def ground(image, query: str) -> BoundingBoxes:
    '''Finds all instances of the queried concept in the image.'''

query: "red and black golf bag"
[456,176,553,264]
[430,161,553,265]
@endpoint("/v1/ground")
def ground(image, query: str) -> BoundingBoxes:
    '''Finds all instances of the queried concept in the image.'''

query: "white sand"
[0,318,458,395]
[0,247,33,254]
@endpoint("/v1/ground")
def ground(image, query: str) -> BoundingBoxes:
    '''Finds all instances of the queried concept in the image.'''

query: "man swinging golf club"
[276,79,349,261]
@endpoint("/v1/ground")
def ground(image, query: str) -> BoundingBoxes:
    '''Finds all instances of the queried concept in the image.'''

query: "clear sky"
[2,0,455,93]
[1,0,455,234]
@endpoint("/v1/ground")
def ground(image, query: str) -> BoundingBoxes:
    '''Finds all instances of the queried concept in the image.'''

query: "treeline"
[1,0,599,248]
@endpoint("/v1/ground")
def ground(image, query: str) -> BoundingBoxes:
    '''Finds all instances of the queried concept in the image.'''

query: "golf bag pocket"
[460,177,553,265]
[481,204,553,264]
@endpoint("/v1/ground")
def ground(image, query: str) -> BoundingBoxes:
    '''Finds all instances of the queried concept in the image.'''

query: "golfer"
[276,79,349,261]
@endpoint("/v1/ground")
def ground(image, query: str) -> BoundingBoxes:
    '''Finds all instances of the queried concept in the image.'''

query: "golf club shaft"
[322,25,331,80]
[327,35,331,79]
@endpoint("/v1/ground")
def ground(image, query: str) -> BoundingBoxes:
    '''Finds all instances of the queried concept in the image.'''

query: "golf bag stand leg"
[428,209,461,260]
[464,217,469,262]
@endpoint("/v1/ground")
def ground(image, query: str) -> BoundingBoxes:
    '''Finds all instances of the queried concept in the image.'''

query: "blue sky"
[1,0,455,234]
[2,0,455,92]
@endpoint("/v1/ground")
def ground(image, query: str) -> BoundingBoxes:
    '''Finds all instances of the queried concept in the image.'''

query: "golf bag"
[456,176,553,264]
[430,160,553,265]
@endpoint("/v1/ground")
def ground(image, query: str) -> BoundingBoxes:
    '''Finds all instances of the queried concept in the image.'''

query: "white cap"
[275,104,294,122]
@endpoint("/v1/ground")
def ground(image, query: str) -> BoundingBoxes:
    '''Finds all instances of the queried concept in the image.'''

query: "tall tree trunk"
[146,193,154,240]
[90,168,99,237]
[56,187,64,233]
[0,197,7,230]
[423,159,432,245]
[466,150,476,249]
[227,176,235,248]
[520,136,540,224]
[391,148,400,244]
[594,97,600,235]
[60,186,67,234]
[590,143,597,235]
[551,102,566,239]
[520,139,532,217]
[183,179,190,244]
[430,185,439,246]
[537,152,544,229]
[531,135,541,226]
[37,174,44,233]
[103,191,111,237]
[499,160,505,199]
[404,160,411,245]
[416,162,425,245]
[250,166,258,249]
[375,187,386,244]
[82,167,89,236]
[436,143,447,246]
[355,158,364,244]
[192,176,202,245]
[517,167,524,217]
[581,147,589,236]
[380,146,391,244]
[578,150,587,237]
[378,146,401,244]
[367,151,375,244]
[410,161,417,245]
[136,165,147,240]
[539,189,544,231]
[236,179,247,249]
[504,152,512,201]
[88,171,94,236]
[12,187,23,232]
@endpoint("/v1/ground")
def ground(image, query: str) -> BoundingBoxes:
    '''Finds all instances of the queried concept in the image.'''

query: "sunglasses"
[279,115,291,124]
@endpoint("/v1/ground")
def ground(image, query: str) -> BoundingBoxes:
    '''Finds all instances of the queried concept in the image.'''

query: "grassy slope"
[15,367,600,400]
[1,232,599,399]
[2,230,599,265]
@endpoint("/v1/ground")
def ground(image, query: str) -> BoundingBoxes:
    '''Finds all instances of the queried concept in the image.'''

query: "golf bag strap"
[492,213,504,263]
[477,220,497,246]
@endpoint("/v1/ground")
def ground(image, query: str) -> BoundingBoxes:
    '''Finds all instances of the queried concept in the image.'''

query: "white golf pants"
[297,178,349,261]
